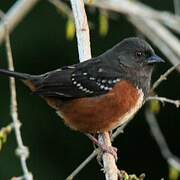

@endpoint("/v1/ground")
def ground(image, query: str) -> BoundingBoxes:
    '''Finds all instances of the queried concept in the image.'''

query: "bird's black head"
[115,37,164,68]
[109,37,164,96]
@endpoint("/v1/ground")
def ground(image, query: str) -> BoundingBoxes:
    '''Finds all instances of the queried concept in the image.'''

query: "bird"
[0,37,164,156]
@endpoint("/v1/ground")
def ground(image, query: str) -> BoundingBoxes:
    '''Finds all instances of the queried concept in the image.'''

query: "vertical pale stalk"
[5,28,32,180]
[70,0,118,179]
[70,0,91,61]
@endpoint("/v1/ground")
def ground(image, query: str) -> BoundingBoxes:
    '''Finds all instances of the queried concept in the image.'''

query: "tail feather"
[0,68,41,91]
[0,69,31,80]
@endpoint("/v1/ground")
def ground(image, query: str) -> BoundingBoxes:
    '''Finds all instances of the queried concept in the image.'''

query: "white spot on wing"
[71,74,95,94]
[89,77,95,80]
[67,66,75,69]
[98,68,103,72]
[108,80,112,84]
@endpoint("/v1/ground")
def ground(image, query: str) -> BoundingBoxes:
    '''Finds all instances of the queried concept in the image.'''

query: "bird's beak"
[147,55,165,64]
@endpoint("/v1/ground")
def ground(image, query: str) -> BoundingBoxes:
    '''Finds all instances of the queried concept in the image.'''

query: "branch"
[147,96,180,108]
[48,0,75,40]
[66,149,99,180]
[50,0,180,178]
[69,1,118,179]
[129,17,180,72]
[84,0,180,34]
[48,0,73,19]
[98,132,118,180]
[65,65,180,180]
[66,123,127,179]
[84,0,180,72]
[70,0,91,62]
[2,13,33,180]
[0,0,40,44]
[145,108,180,169]
[137,18,180,63]
[173,0,180,16]
[151,63,180,92]
[111,121,128,142]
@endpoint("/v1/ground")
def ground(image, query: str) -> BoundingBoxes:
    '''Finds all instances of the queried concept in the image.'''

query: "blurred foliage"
[0,124,12,151]
[66,18,75,40]
[119,170,146,180]
[149,99,161,114]
[87,0,95,5]
[99,10,109,37]
[169,166,180,180]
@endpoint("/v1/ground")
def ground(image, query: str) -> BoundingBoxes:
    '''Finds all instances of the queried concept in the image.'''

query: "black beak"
[147,55,165,64]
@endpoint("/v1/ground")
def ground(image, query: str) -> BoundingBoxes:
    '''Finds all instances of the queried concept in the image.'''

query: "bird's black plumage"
[31,58,121,99]
[0,37,164,101]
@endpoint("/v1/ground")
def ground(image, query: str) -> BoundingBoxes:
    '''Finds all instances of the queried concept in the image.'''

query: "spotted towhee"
[0,37,163,153]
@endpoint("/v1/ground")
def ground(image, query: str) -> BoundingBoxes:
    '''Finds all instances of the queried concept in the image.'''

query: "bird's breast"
[47,80,144,133]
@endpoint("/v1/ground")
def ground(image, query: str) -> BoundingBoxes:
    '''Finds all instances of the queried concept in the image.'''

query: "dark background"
[0,0,179,179]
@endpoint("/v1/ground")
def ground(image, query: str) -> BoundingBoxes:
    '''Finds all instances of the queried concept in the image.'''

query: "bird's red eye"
[136,51,143,57]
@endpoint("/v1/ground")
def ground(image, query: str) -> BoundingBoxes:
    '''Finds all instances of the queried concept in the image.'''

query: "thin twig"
[145,108,180,169]
[52,0,180,178]
[0,0,40,44]
[139,19,180,64]
[151,63,180,92]
[66,90,179,179]
[84,0,180,34]
[1,0,180,46]
[48,0,73,19]
[65,122,127,179]
[66,94,180,178]
[66,149,99,180]
[65,71,180,179]
[129,16,180,72]
[84,0,180,71]
[3,16,33,180]
[174,0,180,16]
[147,96,180,108]
[111,122,128,142]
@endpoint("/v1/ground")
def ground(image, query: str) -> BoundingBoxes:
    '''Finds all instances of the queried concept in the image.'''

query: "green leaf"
[149,99,161,113]
[119,170,145,180]
[66,18,75,41]
[99,10,109,37]
[169,166,180,180]
[0,124,12,151]
[87,0,94,5]
[0,141,2,151]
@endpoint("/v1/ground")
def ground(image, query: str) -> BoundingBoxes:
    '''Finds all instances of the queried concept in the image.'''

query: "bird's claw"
[100,144,118,161]
[86,133,118,161]
[96,144,118,164]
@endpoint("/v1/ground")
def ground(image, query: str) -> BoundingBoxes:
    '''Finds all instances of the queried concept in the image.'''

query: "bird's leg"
[91,133,98,149]
[88,133,104,166]
[85,133,118,161]
[108,130,113,139]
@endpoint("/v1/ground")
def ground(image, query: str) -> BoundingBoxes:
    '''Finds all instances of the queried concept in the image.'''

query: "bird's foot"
[85,133,118,161]
[99,144,118,161]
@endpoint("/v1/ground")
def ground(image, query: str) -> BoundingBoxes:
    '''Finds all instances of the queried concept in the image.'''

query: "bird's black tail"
[0,69,31,80]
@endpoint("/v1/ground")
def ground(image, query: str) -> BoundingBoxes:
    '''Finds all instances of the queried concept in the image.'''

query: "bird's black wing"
[32,57,122,100]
